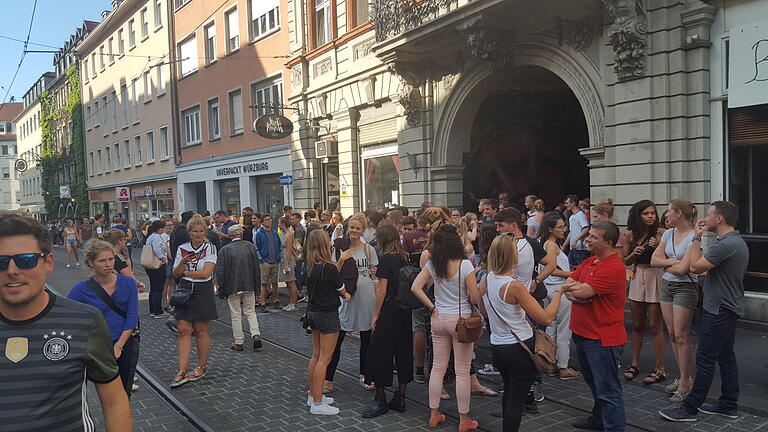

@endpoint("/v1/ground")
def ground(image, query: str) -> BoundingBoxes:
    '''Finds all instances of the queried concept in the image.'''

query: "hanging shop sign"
[131,185,173,199]
[253,114,293,140]
[729,20,768,108]
[14,159,28,173]
[59,185,71,199]
[116,187,131,202]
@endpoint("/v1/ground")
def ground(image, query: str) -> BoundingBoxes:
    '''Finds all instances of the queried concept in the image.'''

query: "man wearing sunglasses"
[0,212,132,431]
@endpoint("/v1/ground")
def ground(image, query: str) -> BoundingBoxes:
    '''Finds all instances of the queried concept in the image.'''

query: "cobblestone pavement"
[47,246,768,431]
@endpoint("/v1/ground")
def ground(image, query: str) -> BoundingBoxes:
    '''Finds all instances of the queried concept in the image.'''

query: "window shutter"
[729,104,768,147]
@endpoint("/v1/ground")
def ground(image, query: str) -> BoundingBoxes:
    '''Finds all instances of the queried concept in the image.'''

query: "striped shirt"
[0,291,119,432]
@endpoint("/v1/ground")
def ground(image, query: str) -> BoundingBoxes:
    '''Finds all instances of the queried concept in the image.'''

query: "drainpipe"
[167,1,182,167]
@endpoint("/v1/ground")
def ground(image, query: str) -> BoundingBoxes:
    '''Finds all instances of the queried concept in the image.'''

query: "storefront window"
[323,161,340,211]
[257,176,283,217]
[219,179,240,216]
[363,154,399,210]
[728,104,768,234]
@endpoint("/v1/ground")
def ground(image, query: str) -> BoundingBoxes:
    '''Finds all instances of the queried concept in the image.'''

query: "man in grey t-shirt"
[660,201,749,423]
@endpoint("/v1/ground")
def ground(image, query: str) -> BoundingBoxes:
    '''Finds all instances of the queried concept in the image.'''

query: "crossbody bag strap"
[671,230,698,285]
[86,278,127,319]
[486,281,537,359]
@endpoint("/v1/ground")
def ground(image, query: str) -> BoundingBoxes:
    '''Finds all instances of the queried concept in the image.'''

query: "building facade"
[79,0,178,225]
[16,73,56,219]
[40,21,98,221]
[0,103,23,211]
[172,0,293,216]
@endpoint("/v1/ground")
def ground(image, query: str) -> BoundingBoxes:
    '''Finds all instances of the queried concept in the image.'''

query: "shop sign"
[132,185,173,198]
[253,114,293,140]
[14,159,28,173]
[59,185,71,199]
[215,161,270,177]
[116,187,131,202]
[729,21,768,108]
[279,175,293,186]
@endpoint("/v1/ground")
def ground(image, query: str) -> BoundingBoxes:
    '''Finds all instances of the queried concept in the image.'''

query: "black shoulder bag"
[85,278,140,338]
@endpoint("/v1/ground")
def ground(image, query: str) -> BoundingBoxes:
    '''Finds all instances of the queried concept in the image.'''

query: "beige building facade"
[80,0,177,224]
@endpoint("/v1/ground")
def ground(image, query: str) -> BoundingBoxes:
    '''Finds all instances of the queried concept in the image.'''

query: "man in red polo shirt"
[561,221,627,432]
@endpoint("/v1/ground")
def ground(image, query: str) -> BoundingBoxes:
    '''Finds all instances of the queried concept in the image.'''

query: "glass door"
[257,175,284,217]
[322,159,340,211]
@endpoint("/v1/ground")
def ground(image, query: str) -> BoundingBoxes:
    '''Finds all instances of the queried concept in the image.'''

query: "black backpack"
[395,263,424,310]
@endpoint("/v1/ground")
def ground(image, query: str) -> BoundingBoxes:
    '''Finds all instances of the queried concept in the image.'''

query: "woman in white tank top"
[479,234,563,432]
[539,212,581,380]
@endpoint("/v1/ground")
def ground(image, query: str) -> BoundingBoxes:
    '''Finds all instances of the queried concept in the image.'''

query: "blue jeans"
[574,334,626,432]
[568,249,591,267]
[683,308,739,414]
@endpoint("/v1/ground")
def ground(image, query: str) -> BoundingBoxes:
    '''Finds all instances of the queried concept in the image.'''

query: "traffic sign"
[279,175,293,186]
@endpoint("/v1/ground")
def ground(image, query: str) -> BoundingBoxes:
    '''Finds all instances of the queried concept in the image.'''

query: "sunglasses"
[0,253,48,271]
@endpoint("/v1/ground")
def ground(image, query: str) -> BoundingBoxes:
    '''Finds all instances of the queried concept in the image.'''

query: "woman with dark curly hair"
[412,223,481,431]
[622,200,667,384]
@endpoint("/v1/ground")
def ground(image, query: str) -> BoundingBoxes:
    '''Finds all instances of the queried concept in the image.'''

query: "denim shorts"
[412,307,429,332]
[307,310,341,334]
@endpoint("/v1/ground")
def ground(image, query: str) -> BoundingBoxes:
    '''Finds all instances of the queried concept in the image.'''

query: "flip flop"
[471,388,499,396]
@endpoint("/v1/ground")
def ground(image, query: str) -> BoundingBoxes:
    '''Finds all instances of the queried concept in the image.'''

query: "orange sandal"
[459,419,479,431]
[428,413,446,428]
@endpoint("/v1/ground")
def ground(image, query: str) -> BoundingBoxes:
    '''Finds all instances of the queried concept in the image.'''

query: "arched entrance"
[463,66,590,209]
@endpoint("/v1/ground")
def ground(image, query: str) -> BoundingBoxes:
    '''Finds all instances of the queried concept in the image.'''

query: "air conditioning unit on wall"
[315,140,337,159]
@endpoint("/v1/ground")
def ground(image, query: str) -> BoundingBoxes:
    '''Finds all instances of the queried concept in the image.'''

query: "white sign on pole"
[729,21,768,108]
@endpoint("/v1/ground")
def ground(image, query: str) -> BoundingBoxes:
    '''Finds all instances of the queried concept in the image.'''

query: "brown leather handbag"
[455,263,484,343]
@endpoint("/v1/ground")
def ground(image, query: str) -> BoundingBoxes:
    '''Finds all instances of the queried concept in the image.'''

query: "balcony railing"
[372,0,460,42]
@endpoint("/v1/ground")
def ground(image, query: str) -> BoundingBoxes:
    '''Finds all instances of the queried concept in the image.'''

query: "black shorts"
[307,310,341,334]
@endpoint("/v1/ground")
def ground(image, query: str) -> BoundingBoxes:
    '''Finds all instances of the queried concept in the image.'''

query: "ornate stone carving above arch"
[433,41,605,168]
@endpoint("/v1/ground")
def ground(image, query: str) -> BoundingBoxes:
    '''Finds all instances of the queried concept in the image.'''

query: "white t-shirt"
[173,241,217,282]
[568,210,589,251]
[515,238,535,289]
[425,259,475,315]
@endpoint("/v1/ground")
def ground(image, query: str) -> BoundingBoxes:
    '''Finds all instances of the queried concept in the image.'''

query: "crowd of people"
[0,192,749,431]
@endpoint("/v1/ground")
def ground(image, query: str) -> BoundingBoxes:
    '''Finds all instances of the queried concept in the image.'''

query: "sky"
[0,0,111,104]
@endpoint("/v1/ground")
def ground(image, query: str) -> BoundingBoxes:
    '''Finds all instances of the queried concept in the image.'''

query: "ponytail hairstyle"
[532,199,546,212]
[429,223,467,279]
[593,198,615,219]
[187,214,208,234]
[668,199,697,225]
[347,212,368,235]
[84,240,115,273]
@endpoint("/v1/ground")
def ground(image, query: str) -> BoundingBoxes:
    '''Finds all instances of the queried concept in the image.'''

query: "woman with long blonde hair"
[63,219,81,267]
[305,230,350,415]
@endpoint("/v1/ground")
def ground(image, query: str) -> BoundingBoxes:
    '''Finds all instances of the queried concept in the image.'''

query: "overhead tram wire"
[0,0,39,111]
[0,33,59,49]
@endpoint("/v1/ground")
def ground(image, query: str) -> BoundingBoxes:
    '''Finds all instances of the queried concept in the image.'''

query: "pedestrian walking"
[539,211,580,380]
[0,212,132,431]
[564,195,590,267]
[562,221,627,432]
[162,219,176,311]
[622,200,667,384]
[254,214,282,312]
[279,217,300,311]
[651,200,699,402]
[69,240,140,397]
[291,211,308,302]
[326,213,378,391]
[305,229,350,415]
[480,234,564,431]
[659,201,749,422]
[170,215,218,388]
[144,220,170,318]
[63,220,81,268]
[363,225,414,418]
[216,224,262,351]
[78,216,93,243]
[411,223,481,431]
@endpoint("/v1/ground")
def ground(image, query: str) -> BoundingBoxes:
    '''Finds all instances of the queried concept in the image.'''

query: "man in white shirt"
[565,194,591,267]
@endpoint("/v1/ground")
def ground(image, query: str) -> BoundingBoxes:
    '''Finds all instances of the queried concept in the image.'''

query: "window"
[88,152,94,176]
[86,106,92,130]
[143,72,152,101]
[251,79,283,119]
[353,0,370,28]
[108,37,114,63]
[204,22,216,64]
[134,135,142,164]
[146,131,155,161]
[124,139,131,167]
[182,106,201,146]
[111,90,118,131]
[249,0,279,40]
[83,59,89,81]
[121,83,129,126]
[1,168,9,180]
[114,142,121,169]
[118,29,125,55]
[154,0,163,28]
[96,149,102,173]
[128,19,136,47]
[729,105,768,233]
[105,146,111,171]
[99,45,105,70]
[91,53,96,77]
[131,79,140,122]
[177,0,191,7]
[157,63,166,94]
[228,89,243,135]
[315,0,332,46]
[160,126,169,158]
[141,8,149,38]
[178,36,198,76]
[207,98,220,139]
[225,8,240,53]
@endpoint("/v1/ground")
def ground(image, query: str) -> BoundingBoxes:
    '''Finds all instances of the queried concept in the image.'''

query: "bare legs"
[176,320,211,372]
[629,300,666,374]
[309,331,339,403]
[286,280,298,305]
[660,302,695,391]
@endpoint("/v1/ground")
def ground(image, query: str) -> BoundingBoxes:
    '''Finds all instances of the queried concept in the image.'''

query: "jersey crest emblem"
[42,332,71,361]
[5,337,28,363]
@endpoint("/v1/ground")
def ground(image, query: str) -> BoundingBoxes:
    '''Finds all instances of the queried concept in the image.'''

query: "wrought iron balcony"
[373,0,460,42]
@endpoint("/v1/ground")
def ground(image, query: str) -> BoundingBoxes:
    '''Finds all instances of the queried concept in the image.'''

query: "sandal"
[428,413,446,428]
[471,387,499,397]
[459,419,479,431]
[170,370,188,388]
[643,369,667,385]
[440,390,451,400]
[623,365,639,381]
[186,365,207,382]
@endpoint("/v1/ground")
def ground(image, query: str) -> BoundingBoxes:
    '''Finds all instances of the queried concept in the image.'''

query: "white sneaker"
[66,264,71,268]
[283,304,298,311]
[75,262,80,266]
[310,402,339,415]
[133,376,138,382]
[131,384,139,392]
[306,395,334,407]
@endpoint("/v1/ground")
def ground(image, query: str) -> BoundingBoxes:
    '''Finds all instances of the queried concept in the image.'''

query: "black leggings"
[491,340,536,432]
[326,329,372,381]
